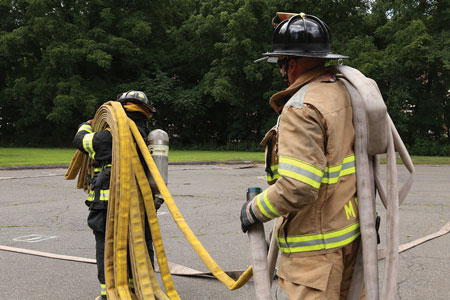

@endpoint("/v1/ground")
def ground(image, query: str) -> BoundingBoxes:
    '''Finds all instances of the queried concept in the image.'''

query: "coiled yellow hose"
[67,101,253,299]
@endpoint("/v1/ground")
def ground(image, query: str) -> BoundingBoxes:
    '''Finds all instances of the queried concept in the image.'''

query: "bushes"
[408,138,450,156]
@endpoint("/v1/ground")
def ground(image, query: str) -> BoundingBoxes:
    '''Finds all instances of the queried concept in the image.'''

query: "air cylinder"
[147,129,169,193]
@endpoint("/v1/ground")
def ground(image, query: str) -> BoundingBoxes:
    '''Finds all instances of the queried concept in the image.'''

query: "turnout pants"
[91,208,155,297]
[276,238,365,300]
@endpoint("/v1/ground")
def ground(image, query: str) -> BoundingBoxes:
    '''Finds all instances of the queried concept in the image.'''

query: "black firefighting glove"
[154,194,164,210]
[240,201,260,233]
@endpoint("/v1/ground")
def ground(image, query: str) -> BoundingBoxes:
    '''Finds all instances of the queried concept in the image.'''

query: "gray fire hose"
[246,187,273,300]
[266,221,279,288]
[335,66,415,300]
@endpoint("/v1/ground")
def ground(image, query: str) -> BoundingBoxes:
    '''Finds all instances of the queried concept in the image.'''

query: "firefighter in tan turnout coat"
[240,13,363,300]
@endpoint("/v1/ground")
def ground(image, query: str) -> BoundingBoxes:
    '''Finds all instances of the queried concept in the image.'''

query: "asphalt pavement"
[0,164,449,300]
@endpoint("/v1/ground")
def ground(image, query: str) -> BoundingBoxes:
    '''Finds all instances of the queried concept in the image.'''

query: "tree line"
[0,0,448,155]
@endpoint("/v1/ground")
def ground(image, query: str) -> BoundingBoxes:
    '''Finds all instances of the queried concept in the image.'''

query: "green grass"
[378,155,450,165]
[168,150,264,163]
[1,147,449,167]
[398,156,450,165]
[0,147,265,167]
[0,148,77,166]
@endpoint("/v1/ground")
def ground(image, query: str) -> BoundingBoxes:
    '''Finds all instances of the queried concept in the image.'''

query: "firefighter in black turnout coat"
[73,91,161,300]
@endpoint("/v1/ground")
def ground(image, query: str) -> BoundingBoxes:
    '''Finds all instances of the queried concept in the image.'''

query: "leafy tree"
[0,0,186,145]
[343,0,450,147]
[0,0,448,154]
[156,0,277,148]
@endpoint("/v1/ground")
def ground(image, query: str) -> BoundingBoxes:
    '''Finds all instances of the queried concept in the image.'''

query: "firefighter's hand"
[154,195,164,210]
[240,201,259,233]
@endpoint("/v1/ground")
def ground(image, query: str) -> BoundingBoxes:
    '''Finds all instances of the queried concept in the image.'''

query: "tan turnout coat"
[251,66,360,285]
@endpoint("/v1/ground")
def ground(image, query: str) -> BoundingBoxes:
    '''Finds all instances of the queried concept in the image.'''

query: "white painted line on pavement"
[13,234,57,243]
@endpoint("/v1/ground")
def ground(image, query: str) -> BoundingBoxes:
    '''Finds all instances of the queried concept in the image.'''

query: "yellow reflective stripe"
[100,189,109,201]
[278,156,323,189]
[256,189,281,219]
[277,222,360,253]
[256,190,272,219]
[95,164,111,173]
[265,164,280,182]
[277,233,322,244]
[340,166,356,177]
[86,190,95,201]
[322,154,355,184]
[343,155,355,164]
[323,222,359,239]
[262,189,281,218]
[278,243,325,252]
[77,124,93,133]
[280,156,323,177]
[325,230,360,250]
[86,190,109,201]
[82,133,96,159]
[279,168,321,188]
[325,165,342,174]
[263,189,281,218]
[265,173,281,182]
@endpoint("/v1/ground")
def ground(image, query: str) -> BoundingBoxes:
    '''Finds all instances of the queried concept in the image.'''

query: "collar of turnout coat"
[270,65,328,114]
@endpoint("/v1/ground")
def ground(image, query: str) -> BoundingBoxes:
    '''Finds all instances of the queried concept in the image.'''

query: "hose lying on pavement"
[66,101,253,299]
[3,219,449,271]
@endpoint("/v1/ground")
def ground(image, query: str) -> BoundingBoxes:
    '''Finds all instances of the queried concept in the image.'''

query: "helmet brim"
[119,98,156,112]
[254,51,348,63]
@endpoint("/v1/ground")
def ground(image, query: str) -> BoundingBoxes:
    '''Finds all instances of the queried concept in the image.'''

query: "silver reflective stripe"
[278,162,322,184]
[277,222,360,253]
[284,84,310,109]
[279,226,360,249]
[342,160,355,169]
[256,190,281,219]
[323,169,340,179]
[78,124,93,133]
[323,160,356,178]
[100,190,109,201]
[322,155,356,184]
[82,133,95,159]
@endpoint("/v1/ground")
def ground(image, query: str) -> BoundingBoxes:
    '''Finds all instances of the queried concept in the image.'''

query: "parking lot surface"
[0,164,449,299]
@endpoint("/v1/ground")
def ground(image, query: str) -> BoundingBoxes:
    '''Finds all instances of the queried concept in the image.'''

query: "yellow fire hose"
[66,101,253,299]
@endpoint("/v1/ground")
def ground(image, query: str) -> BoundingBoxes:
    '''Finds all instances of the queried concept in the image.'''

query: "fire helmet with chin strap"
[116,90,155,112]
[255,12,348,63]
